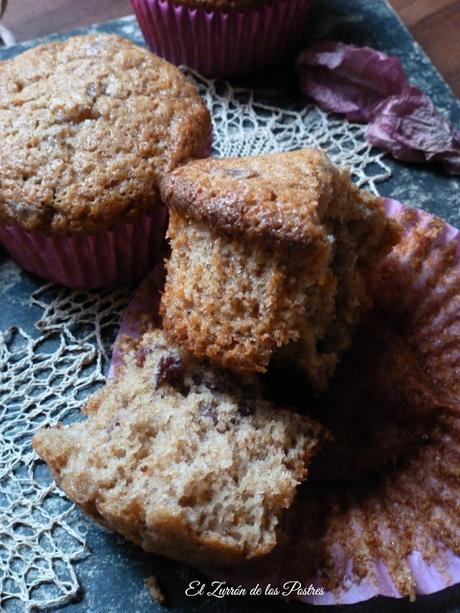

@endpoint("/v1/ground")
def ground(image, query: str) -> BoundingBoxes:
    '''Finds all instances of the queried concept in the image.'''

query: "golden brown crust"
[0,34,210,233]
[160,149,347,248]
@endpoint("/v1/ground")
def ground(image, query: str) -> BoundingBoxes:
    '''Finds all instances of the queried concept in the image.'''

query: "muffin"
[159,149,400,391]
[109,199,460,603]
[33,328,321,567]
[220,199,460,604]
[131,0,313,78]
[0,34,211,288]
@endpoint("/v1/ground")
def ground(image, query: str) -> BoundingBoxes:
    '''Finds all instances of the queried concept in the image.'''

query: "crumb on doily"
[144,575,167,606]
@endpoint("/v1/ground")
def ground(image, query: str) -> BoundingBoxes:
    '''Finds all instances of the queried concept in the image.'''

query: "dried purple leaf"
[366,86,460,174]
[297,41,460,175]
[297,41,407,122]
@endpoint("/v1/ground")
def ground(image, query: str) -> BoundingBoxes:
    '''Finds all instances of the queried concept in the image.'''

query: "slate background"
[0,0,459,611]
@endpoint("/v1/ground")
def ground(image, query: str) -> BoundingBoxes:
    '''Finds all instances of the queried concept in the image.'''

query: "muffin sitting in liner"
[131,0,313,78]
[0,34,210,288]
[159,149,400,391]
[35,196,460,603]
[33,328,321,567]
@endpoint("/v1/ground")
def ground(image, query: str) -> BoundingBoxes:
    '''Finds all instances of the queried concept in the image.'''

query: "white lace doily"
[0,70,391,611]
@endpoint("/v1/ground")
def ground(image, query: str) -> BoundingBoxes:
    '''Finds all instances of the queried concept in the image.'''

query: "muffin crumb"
[144,575,166,606]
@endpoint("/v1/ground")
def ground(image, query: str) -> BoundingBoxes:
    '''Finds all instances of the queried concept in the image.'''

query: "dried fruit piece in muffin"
[159,149,400,391]
[33,329,320,567]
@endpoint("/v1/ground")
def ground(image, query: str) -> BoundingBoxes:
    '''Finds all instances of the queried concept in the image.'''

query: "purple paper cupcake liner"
[131,0,313,78]
[300,198,460,604]
[0,208,168,289]
[110,199,460,605]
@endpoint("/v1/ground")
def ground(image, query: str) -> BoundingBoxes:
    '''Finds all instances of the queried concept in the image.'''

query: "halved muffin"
[159,149,400,391]
[33,328,320,567]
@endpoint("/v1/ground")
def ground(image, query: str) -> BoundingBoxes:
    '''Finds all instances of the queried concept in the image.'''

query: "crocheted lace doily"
[0,70,391,611]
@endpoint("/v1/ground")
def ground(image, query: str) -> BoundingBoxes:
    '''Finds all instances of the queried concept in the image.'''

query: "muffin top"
[171,0,273,11]
[160,149,382,248]
[0,34,210,233]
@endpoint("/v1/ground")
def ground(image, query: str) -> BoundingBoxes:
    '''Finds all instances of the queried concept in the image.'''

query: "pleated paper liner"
[0,121,212,290]
[0,208,168,289]
[131,0,312,78]
[110,198,460,605]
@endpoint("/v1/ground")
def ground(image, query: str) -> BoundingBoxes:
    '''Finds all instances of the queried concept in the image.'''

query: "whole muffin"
[131,0,313,77]
[159,149,400,391]
[0,34,210,288]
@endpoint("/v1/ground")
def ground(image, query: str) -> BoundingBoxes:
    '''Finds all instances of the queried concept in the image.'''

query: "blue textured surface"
[0,1,459,611]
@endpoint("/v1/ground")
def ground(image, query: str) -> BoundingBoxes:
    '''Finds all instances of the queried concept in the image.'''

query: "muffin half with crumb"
[33,328,320,567]
[0,34,210,288]
[159,149,400,391]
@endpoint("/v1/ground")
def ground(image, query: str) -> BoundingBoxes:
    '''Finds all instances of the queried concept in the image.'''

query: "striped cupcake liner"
[218,199,460,605]
[131,0,313,77]
[0,208,168,289]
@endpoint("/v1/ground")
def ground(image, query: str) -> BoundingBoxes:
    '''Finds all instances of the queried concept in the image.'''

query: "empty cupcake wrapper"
[131,0,313,78]
[0,208,168,289]
[110,198,460,605]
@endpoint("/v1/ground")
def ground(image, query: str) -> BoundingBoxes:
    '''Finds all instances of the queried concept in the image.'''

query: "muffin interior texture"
[33,329,320,567]
[0,34,210,233]
[160,150,399,390]
[162,210,333,375]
